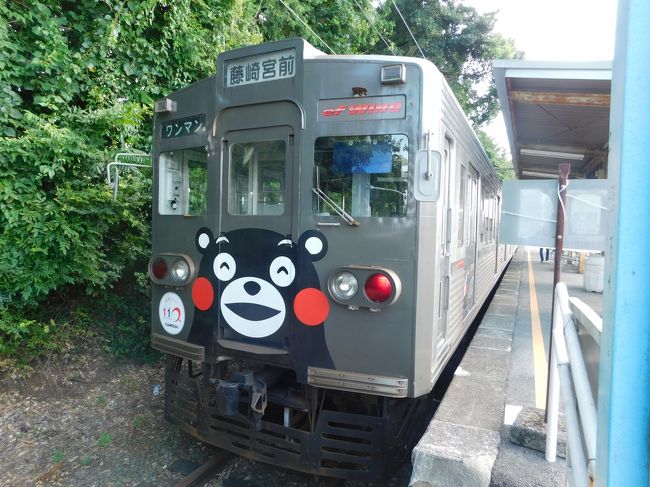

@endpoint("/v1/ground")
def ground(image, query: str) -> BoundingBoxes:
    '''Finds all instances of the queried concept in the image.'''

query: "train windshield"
[313,134,408,218]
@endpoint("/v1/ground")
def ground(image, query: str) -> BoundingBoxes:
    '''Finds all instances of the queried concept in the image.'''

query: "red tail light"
[151,257,168,280]
[364,273,393,303]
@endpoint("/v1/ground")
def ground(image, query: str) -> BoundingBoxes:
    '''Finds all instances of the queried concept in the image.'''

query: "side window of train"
[457,165,466,246]
[229,139,286,216]
[468,167,478,245]
[158,147,208,216]
[461,165,478,246]
[480,184,486,243]
[313,134,409,218]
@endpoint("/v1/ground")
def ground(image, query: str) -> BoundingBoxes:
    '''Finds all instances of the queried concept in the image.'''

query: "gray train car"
[149,38,514,481]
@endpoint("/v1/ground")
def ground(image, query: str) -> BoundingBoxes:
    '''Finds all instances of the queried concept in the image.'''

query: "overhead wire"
[351,0,396,55]
[277,0,337,55]
[390,0,426,59]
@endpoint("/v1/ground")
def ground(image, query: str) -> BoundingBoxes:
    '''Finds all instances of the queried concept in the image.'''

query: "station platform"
[410,247,603,487]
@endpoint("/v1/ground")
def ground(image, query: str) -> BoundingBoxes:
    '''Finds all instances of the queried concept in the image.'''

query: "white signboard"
[500,179,610,251]
[225,48,296,87]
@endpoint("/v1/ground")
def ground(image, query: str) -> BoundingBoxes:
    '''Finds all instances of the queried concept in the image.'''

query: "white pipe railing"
[546,282,599,487]
[106,152,151,201]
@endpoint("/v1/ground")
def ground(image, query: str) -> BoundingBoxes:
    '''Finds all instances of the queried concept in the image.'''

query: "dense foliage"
[477,130,515,181]
[377,0,523,126]
[0,0,517,366]
[0,0,262,364]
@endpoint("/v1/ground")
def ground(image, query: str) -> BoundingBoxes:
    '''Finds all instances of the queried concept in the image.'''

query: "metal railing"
[546,282,600,487]
[106,152,151,201]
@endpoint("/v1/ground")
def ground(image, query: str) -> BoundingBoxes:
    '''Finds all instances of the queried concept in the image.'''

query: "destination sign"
[225,48,296,87]
[318,95,406,122]
[162,114,206,139]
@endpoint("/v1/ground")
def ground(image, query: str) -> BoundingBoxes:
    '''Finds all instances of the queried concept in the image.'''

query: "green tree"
[256,0,389,55]
[476,129,515,180]
[0,0,261,362]
[377,0,522,126]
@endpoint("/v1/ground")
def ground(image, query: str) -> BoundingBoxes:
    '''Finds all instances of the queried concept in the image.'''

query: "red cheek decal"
[192,277,214,311]
[294,288,330,326]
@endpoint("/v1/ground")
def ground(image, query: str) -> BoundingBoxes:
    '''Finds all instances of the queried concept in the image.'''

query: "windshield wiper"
[368,185,408,206]
[312,187,360,226]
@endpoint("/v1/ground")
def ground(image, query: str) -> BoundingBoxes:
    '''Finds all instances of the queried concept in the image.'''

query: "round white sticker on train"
[159,292,185,335]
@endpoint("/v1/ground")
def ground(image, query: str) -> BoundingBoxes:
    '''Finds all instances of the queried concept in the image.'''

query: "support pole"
[545,163,570,420]
[596,0,650,484]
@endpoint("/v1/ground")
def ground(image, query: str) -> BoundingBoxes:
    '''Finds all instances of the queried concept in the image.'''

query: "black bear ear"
[196,228,214,253]
[298,230,328,262]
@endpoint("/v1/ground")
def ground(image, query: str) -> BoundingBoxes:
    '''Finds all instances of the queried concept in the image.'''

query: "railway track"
[171,450,349,487]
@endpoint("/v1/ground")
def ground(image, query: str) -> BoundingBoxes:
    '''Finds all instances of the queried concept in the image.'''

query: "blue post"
[596,0,650,485]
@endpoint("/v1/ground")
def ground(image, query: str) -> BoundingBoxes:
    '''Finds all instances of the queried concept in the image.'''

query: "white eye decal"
[198,232,211,249]
[213,253,236,281]
[269,256,295,288]
[305,236,323,255]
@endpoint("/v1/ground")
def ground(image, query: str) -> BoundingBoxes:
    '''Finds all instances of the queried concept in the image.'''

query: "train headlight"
[364,273,393,303]
[329,272,359,301]
[149,254,194,285]
[151,257,168,280]
[171,258,190,283]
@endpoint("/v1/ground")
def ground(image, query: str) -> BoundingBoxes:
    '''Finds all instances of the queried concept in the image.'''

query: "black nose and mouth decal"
[223,279,281,322]
[244,280,261,296]
[225,303,281,321]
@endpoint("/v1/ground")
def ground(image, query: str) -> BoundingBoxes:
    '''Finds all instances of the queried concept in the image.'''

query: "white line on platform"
[504,404,523,425]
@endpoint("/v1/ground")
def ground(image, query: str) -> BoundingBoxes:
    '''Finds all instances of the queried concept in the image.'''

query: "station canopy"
[494,60,612,179]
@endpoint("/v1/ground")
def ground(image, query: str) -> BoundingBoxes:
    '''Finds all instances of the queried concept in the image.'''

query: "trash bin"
[584,255,605,293]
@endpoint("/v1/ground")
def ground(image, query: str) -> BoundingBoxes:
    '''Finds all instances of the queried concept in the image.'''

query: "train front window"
[229,140,286,216]
[158,147,207,216]
[313,135,408,218]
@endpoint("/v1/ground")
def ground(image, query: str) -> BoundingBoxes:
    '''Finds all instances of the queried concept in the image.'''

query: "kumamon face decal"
[220,277,286,338]
[191,228,330,340]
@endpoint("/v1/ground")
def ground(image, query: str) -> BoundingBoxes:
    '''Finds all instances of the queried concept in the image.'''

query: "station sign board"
[499,179,611,251]
[224,48,296,87]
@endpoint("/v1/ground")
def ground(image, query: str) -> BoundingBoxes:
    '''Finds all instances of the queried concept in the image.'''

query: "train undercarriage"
[165,355,436,482]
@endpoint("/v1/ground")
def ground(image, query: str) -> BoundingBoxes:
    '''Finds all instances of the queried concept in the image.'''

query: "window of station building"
[158,147,207,216]
[229,139,286,216]
[313,135,409,218]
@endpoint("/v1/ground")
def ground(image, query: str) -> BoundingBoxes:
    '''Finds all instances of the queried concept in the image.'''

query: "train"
[148,38,514,481]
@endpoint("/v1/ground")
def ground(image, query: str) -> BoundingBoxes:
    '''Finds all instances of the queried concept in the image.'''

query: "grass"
[132,415,144,428]
[97,432,112,447]
[52,449,65,463]
[97,394,107,407]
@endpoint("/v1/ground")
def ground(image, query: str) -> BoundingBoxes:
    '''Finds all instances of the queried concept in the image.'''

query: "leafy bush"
[0,1,261,364]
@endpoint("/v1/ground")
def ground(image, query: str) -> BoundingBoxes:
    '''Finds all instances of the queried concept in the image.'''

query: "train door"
[221,125,294,235]
[214,103,300,352]
[463,164,479,315]
[494,194,501,273]
[437,136,453,352]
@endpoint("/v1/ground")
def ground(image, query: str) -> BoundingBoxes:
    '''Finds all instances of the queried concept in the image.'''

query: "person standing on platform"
[539,247,550,262]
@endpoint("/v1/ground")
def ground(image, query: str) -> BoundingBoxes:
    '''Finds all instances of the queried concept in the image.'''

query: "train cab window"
[313,134,408,218]
[158,147,207,216]
[229,139,286,216]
